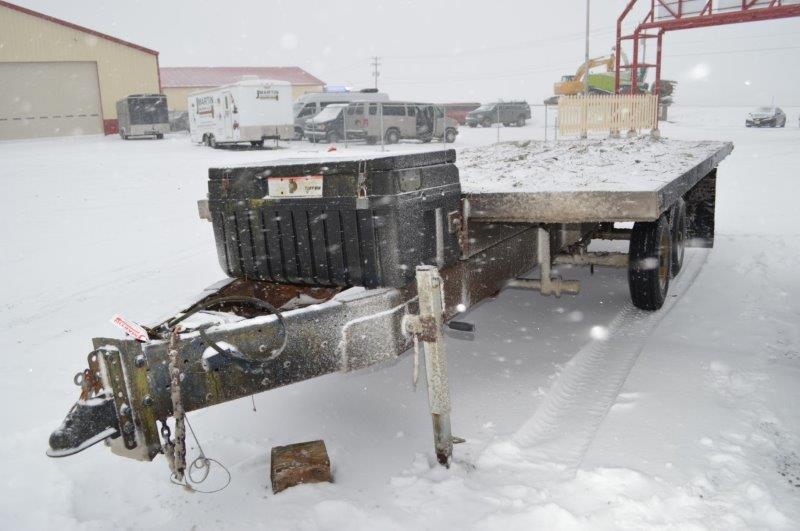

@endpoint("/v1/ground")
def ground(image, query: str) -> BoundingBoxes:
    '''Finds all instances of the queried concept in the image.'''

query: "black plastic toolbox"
[207,150,462,288]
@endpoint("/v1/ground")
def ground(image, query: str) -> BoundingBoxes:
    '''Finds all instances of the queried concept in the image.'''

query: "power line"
[378,44,800,87]
[384,25,617,62]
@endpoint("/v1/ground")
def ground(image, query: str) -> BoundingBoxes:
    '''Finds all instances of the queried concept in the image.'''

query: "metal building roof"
[160,67,324,88]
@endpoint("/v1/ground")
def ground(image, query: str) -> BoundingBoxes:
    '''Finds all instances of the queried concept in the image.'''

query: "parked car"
[466,101,531,128]
[293,90,389,139]
[345,101,459,144]
[304,103,349,143]
[116,94,169,139]
[745,106,786,128]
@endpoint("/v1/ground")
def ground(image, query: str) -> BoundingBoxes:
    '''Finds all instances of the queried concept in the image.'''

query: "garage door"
[0,61,103,141]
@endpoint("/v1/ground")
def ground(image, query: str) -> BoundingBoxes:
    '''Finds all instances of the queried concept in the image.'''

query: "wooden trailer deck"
[458,138,733,223]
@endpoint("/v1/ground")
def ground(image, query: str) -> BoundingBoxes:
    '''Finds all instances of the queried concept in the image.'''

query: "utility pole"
[581,0,590,139]
[371,56,381,90]
[584,0,590,96]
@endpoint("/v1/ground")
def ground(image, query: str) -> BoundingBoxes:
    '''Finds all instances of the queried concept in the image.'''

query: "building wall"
[161,87,198,112]
[0,4,159,133]
[292,84,324,101]
[164,84,325,112]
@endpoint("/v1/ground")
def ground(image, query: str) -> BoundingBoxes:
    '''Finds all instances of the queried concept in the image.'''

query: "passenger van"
[304,103,350,143]
[345,101,459,144]
[293,90,389,139]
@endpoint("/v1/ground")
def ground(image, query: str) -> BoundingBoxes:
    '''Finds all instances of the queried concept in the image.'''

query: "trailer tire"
[208,135,217,148]
[156,133,164,140]
[444,128,457,143]
[385,128,400,144]
[366,136,377,145]
[516,116,526,127]
[202,134,209,146]
[669,198,687,277]
[481,118,492,128]
[628,214,671,311]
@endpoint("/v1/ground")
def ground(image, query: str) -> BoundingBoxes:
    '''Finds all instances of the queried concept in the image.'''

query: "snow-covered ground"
[1,106,798,530]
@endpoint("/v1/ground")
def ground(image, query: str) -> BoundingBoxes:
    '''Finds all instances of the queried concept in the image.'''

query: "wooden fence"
[557,94,658,136]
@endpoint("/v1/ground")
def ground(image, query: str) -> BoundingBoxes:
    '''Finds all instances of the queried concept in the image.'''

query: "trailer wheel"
[444,128,457,143]
[202,134,209,146]
[516,116,526,127]
[385,128,400,144]
[156,133,164,140]
[481,118,492,128]
[628,214,671,311]
[669,198,687,277]
[208,135,217,148]
[366,136,377,145]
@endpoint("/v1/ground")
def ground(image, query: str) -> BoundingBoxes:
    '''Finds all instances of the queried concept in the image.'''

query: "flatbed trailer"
[47,138,733,481]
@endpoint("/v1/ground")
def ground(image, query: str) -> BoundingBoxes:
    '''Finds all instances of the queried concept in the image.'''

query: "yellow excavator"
[554,54,617,96]
[545,49,648,104]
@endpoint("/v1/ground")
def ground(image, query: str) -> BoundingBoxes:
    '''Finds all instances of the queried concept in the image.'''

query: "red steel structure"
[615,0,800,98]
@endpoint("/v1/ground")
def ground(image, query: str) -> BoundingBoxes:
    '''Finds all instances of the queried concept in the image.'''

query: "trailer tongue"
[47,138,732,480]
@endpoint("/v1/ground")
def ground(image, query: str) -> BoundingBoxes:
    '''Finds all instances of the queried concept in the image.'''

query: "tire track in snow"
[481,248,710,477]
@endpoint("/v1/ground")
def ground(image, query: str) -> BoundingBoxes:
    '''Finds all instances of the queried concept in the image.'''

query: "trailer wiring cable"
[168,415,232,494]
[164,295,289,361]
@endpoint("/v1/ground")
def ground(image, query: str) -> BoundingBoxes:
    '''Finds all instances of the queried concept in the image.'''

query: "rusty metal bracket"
[98,346,137,451]
[402,315,438,343]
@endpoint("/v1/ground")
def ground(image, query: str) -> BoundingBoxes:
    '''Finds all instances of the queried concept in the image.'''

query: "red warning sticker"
[110,314,149,342]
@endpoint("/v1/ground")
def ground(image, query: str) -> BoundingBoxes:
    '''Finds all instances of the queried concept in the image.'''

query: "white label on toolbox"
[268,175,323,197]
[110,314,149,342]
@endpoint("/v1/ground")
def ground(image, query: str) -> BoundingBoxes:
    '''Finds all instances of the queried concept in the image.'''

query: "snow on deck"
[459,137,732,194]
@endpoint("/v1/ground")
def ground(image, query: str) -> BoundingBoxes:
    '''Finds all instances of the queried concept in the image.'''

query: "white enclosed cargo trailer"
[188,78,294,147]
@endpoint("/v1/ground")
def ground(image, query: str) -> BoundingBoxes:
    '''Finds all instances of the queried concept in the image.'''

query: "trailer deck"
[459,138,733,222]
[47,137,734,481]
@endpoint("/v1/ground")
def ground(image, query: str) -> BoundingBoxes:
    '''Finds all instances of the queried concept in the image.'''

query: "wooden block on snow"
[270,439,332,494]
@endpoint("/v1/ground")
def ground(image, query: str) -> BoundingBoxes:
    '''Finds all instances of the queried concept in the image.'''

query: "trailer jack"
[403,266,455,466]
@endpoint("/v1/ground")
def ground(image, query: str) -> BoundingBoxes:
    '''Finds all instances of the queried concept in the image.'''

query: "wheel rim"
[658,227,670,291]
[675,216,685,267]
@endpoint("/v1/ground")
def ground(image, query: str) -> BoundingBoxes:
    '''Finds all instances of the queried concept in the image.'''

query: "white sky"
[13,0,800,106]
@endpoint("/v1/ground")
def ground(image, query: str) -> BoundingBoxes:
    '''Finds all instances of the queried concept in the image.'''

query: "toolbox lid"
[209,149,456,180]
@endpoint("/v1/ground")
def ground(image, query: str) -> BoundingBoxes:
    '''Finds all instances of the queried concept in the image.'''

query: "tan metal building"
[0,1,160,140]
[160,67,325,112]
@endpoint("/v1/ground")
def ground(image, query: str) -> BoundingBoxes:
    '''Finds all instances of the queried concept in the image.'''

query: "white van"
[188,79,294,147]
[293,90,389,138]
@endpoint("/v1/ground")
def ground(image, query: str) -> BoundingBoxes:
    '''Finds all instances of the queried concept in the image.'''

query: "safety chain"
[161,327,231,493]
[164,328,187,483]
